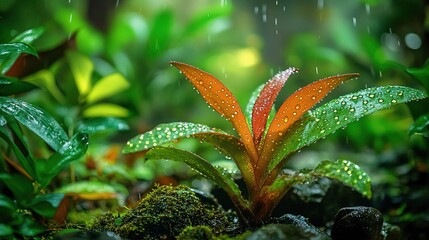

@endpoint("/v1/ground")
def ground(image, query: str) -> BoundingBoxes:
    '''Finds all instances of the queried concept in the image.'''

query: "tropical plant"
[123,61,427,227]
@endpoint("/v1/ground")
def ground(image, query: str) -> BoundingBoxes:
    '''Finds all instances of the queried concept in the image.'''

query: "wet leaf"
[0,97,68,151]
[171,61,258,160]
[86,73,130,103]
[0,76,36,96]
[27,194,64,218]
[409,113,429,138]
[145,146,249,209]
[313,160,372,198]
[0,43,38,74]
[266,86,427,181]
[83,103,129,117]
[259,73,359,171]
[36,132,88,188]
[252,68,297,146]
[66,51,93,96]
[0,173,34,202]
[77,117,129,134]
[11,27,44,44]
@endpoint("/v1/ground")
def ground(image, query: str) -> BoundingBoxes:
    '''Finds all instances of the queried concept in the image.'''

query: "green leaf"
[27,193,64,218]
[0,97,68,151]
[409,113,429,138]
[123,122,256,187]
[0,173,34,202]
[77,117,129,134]
[123,122,225,153]
[313,160,372,198]
[267,86,427,177]
[0,194,16,212]
[11,27,44,44]
[0,42,38,74]
[146,10,173,59]
[0,224,13,237]
[145,146,249,209]
[86,73,130,103]
[0,76,37,96]
[35,132,88,188]
[66,51,93,96]
[56,181,118,194]
[23,69,66,104]
[83,103,129,117]
[17,215,45,236]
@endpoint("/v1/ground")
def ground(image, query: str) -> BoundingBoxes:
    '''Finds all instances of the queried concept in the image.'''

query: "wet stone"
[331,206,383,240]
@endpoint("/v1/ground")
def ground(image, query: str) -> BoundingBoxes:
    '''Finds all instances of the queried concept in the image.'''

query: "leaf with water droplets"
[265,86,427,183]
[0,76,36,96]
[313,160,372,198]
[259,73,359,172]
[170,61,258,161]
[0,42,38,74]
[0,97,68,151]
[77,117,129,134]
[36,132,89,188]
[251,68,297,146]
[145,146,249,210]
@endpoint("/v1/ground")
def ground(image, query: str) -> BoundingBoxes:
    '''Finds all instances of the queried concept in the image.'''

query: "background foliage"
[0,0,428,238]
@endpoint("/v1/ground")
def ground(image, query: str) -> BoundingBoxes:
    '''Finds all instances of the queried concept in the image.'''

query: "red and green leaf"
[258,73,359,173]
[251,68,297,146]
[263,86,427,185]
[170,61,258,161]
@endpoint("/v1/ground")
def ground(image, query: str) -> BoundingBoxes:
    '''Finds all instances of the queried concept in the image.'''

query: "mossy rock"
[91,185,229,240]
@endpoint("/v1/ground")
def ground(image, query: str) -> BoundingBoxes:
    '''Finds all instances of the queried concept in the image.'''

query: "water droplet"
[378,99,384,103]
[391,99,397,103]
[295,104,300,110]
[283,117,289,123]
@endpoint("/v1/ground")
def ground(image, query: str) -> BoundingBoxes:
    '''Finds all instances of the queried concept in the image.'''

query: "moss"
[91,184,229,239]
[177,225,215,240]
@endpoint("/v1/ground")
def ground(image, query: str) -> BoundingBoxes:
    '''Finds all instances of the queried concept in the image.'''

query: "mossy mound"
[91,184,229,239]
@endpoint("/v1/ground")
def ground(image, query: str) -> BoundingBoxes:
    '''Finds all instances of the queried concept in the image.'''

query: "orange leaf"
[252,68,298,146]
[258,73,359,172]
[171,61,258,161]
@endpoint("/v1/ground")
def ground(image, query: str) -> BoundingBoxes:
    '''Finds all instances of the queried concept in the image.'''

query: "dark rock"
[331,206,383,240]
[244,223,331,240]
[380,222,401,240]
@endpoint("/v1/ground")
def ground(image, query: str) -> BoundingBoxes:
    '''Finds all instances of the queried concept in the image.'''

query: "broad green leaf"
[259,73,359,172]
[145,146,249,209]
[0,173,34,202]
[313,160,372,198]
[66,51,93,96]
[23,70,66,104]
[83,103,129,117]
[77,117,129,134]
[86,73,130,103]
[0,43,38,74]
[0,224,13,237]
[35,132,88,188]
[124,122,225,152]
[0,194,15,211]
[409,113,429,138]
[252,68,297,146]
[56,181,118,194]
[146,10,173,59]
[0,127,35,177]
[171,61,258,161]
[11,27,44,44]
[27,193,64,218]
[0,76,36,96]
[0,97,68,151]
[124,122,256,189]
[265,86,427,182]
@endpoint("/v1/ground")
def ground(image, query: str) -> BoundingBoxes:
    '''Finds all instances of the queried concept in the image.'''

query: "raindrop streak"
[365,4,371,15]
[317,0,324,9]
[352,17,357,27]
[315,67,319,75]
[116,0,120,7]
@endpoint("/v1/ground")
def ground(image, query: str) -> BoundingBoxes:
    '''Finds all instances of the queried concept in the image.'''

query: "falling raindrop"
[365,4,371,15]
[352,17,357,26]
[315,67,319,75]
